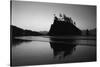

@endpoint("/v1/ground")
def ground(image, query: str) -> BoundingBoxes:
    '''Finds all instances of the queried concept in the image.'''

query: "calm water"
[11,36,96,66]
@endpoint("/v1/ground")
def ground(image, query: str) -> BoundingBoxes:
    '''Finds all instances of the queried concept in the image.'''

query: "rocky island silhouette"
[48,14,82,36]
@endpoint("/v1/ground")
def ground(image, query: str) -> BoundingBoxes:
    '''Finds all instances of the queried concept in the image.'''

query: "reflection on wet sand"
[50,38,77,60]
[11,36,96,66]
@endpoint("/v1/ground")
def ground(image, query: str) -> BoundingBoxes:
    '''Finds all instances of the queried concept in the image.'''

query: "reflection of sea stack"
[48,14,81,36]
[50,40,76,59]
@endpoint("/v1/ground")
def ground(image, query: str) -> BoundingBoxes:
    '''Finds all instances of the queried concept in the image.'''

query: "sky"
[12,1,96,31]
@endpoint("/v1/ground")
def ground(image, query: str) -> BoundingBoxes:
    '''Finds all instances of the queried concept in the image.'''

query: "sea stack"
[48,14,82,36]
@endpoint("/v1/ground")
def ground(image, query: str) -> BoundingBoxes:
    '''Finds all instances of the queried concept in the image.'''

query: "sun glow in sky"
[12,1,96,31]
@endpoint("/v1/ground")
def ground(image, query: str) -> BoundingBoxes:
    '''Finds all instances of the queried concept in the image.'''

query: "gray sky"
[12,1,96,31]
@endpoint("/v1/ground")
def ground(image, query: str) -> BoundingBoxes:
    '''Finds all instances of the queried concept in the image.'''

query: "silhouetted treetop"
[53,14,75,25]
